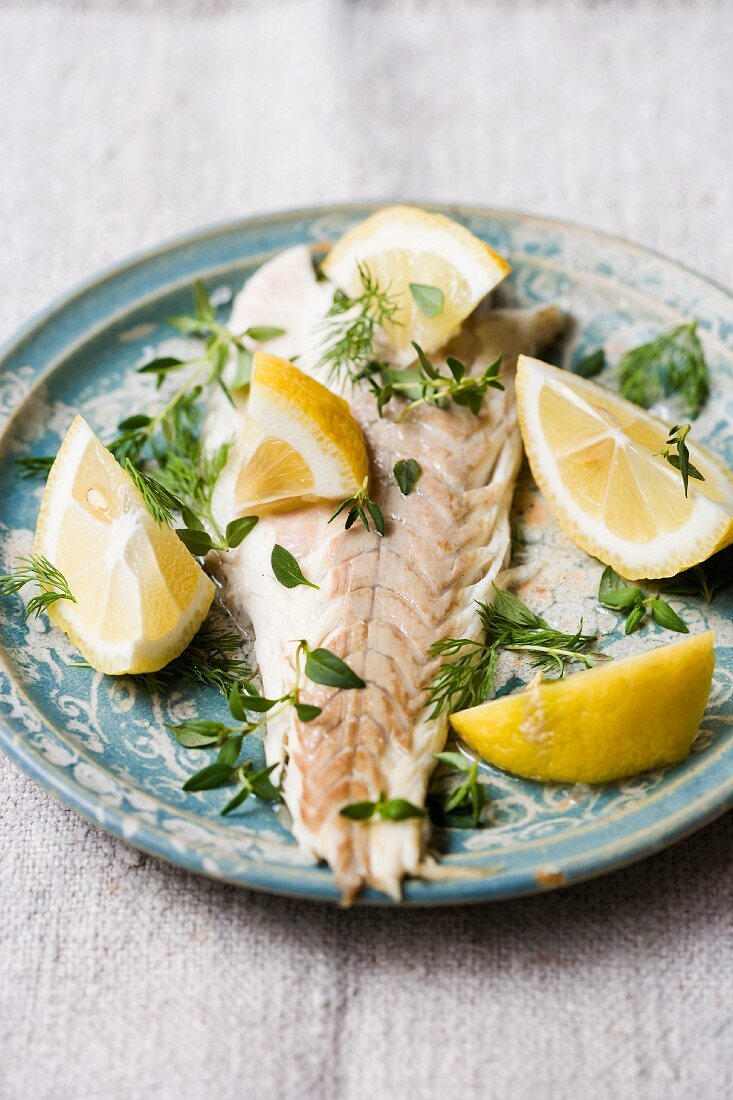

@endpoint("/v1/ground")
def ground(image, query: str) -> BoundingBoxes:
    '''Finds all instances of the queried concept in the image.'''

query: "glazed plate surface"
[1,204,732,904]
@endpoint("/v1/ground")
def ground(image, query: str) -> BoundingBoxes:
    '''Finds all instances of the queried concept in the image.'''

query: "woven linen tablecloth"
[1,2,732,1098]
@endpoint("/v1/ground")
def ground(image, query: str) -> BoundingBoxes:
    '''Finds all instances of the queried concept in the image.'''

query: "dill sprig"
[319,262,401,384]
[654,423,705,498]
[329,476,385,536]
[134,615,252,695]
[618,320,710,418]
[0,555,76,620]
[370,343,504,420]
[15,456,55,480]
[426,586,601,718]
[151,414,231,539]
[125,460,184,526]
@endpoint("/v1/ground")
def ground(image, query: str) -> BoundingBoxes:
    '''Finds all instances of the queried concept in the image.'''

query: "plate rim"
[1,201,732,906]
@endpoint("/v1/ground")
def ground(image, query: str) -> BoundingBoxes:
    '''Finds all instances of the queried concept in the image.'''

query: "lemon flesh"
[450,632,714,784]
[321,205,511,364]
[235,352,369,513]
[516,356,733,579]
[34,416,215,675]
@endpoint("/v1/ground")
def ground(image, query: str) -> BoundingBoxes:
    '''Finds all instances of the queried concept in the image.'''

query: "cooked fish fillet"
[210,246,563,901]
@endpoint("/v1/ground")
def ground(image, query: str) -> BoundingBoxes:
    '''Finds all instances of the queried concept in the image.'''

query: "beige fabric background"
[1,2,732,1098]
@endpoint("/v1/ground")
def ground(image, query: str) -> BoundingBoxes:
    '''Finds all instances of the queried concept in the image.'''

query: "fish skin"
[211,247,564,901]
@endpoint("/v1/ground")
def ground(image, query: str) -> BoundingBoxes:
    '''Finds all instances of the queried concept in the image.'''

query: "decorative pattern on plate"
[0,205,731,904]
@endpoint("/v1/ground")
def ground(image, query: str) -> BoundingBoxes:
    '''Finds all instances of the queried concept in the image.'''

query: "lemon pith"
[516,356,733,579]
[321,205,511,363]
[34,415,215,675]
[450,632,714,784]
[236,352,369,511]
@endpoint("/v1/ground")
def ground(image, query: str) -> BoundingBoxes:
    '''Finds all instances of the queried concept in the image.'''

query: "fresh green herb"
[573,348,606,378]
[176,515,258,557]
[427,586,601,718]
[393,458,421,496]
[340,792,425,822]
[15,455,54,480]
[409,283,444,318]
[134,615,251,695]
[301,642,366,690]
[271,544,320,590]
[170,720,236,749]
[598,565,689,635]
[618,320,710,417]
[319,262,401,384]
[655,423,705,498]
[182,761,237,792]
[428,751,487,828]
[658,546,733,603]
[220,763,280,816]
[16,284,283,484]
[0,555,76,620]
[169,635,365,811]
[510,521,527,560]
[329,476,385,536]
[243,326,286,342]
[124,461,183,526]
[370,343,503,421]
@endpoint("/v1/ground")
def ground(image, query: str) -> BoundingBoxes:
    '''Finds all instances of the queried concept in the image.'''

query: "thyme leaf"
[329,476,385,536]
[394,458,421,496]
[340,792,425,822]
[271,544,320,590]
[429,751,487,828]
[409,283,444,318]
[654,423,705,498]
[598,565,689,635]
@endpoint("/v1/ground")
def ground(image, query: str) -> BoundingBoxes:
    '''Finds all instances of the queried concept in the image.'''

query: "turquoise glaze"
[0,204,731,905]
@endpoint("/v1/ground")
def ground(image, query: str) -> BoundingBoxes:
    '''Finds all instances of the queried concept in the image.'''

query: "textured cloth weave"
[1,3,732,1098]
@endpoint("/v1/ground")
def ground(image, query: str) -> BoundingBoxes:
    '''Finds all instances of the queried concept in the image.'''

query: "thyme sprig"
[340,792,425,822]
[370,343,504,420]
[655,423,705,498]
[618,320,710,418]
[428,751,487,829]
[319,262,401,384]
[169,638,364,812]
[329,476,385,536]
[598,566,688,635]
[426,586,601,718]
[0,555,76,620]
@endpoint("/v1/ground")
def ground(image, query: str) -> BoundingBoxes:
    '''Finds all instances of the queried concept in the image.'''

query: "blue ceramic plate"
[1,204,732,905]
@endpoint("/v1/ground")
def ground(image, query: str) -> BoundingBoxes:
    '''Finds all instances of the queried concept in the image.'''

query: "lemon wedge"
[450,632,714,783]
[321,205,511,364]
[231,352,369,512]
[35,416,214,675]
[233,352,369,513]
[516,356,733,579]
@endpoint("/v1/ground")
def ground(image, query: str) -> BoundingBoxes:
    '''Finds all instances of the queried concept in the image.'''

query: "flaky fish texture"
[210,246,563,902]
